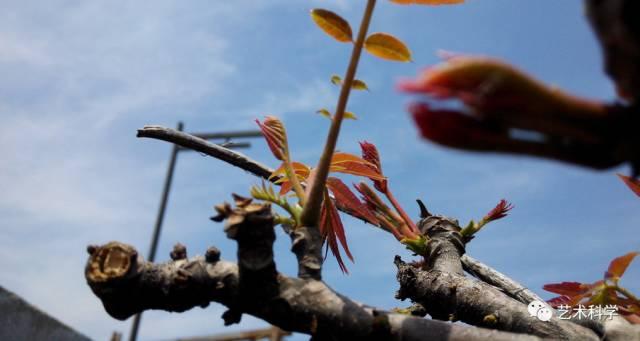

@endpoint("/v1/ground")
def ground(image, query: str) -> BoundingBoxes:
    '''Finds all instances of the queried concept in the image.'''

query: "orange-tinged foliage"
[544,253,640,324]
[264,148,384,273]
[364,32,412,62]
[618,174,640,197]
[310,9,353,43]
[256,116,287,161]
[399,56,605,120]
[606,252,639,281]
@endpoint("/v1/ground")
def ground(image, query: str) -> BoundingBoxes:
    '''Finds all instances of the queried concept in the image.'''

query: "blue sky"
[1,0,638,340]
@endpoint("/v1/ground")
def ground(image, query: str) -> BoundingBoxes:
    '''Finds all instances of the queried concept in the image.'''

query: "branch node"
[222,309,243,326]
[170,243,187,261]
[290,226,323,280]
[371,310,392,339]
[205,246,221,263]
[416,199,431,218]
[87,244,98,255]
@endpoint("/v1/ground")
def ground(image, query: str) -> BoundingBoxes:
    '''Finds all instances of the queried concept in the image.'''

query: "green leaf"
[317,108,332,119]
[352,79,369,91]
[344,111,357,120]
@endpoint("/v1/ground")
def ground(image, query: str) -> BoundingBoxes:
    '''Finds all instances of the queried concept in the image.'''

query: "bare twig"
[138,125,273,179]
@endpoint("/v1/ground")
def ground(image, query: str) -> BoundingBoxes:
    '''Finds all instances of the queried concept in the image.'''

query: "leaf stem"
[616,285,640,304]
[301,0,377,227]
[283,159,307,206]
[385,189,419,234]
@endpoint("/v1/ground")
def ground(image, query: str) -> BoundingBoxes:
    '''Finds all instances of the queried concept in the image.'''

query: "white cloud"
[0,1,289,339]
[251,79,336,117]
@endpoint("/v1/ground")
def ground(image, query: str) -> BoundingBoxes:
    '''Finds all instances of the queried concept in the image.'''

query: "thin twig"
[137,125,273,179]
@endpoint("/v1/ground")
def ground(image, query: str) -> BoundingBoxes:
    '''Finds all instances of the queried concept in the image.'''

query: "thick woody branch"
[418,215,465,275]
[408,216,601,339]
[85,242,541,341]
[222,202,278,300]
[395,258,598,340]
[461,255,544,305]
[287,225,324,280]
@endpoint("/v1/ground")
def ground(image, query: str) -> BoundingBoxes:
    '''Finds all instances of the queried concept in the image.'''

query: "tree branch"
[137,125,272,179]
[394,257,599,340]
[409,215,601,340]
[418,215,465,276]
[136,125,544,300]
[461,255,544,305]
[85,241,542,341]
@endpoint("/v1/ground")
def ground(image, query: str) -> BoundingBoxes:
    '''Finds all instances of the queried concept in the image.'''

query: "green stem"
[616,285,640,304]
[283,160,306,206]
[301,0,377,227]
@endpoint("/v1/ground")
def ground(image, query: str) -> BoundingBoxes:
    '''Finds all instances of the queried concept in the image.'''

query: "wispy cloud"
[0,1,291,339]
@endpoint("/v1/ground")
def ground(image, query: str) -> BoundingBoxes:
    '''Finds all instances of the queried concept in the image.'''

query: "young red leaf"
[618,174,640,197]
[483,199,514,222]
[359,141,382,170]
[409,103,508,151]
[330,152,385,180]
[256,116,288,161]
[605,252,639,280]
[320,189,353,273]
[330,162,386,180]
[546,295,573,308]
[327,177,379,225]
[400,56,607,142]
[354,182,418,239]
[359,141,388,192]
[543,282,591,296]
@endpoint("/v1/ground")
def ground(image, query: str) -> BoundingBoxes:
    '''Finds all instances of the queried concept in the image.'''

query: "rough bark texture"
[397,216,601,340]
[461,254,544,305]
[288,225,324,280]
[396,260,598,340]
[86,242,545,341]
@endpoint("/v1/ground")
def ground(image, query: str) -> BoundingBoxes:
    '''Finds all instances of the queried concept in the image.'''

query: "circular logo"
[528,300,546,317]
[536,307,553,321]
